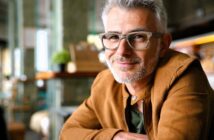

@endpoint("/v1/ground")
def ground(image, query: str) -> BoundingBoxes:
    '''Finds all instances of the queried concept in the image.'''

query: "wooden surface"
[36,71,99,80]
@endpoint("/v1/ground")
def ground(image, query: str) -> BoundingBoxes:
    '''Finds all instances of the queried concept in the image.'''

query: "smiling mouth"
[110,56,141,69]
[117,61,137,65]
[115,61,139,70]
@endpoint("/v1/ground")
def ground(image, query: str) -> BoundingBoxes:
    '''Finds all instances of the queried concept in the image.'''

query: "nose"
[116,38,132,56]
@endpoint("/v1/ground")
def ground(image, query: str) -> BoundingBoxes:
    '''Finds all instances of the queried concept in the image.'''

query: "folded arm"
[60,98,122,140]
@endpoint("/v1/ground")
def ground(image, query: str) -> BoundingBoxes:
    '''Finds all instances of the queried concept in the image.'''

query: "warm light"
[87,34,103,50]
[195,34,214,45]
[171,32,214,48]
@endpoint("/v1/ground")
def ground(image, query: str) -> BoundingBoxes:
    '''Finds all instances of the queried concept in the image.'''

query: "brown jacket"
[60,50,214,140]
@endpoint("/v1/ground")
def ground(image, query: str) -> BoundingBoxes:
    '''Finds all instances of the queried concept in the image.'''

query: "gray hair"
[101,0,168,32]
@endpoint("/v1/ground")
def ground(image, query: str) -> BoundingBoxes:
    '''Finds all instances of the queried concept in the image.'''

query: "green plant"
[52,49,71,64]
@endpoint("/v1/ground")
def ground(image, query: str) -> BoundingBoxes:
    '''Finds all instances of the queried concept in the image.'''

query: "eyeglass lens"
[101,32,152,50]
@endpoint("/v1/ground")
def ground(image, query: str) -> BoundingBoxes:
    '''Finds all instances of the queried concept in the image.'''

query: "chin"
[107,60,147,83]
[112,68,147,84]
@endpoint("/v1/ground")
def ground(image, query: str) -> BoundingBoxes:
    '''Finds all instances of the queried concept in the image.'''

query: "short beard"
[106,56,148,84]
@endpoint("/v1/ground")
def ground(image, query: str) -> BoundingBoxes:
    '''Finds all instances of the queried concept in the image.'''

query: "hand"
[113,131,148,140]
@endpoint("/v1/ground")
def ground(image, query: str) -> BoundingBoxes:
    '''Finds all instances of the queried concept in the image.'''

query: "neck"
[125,75,151,95]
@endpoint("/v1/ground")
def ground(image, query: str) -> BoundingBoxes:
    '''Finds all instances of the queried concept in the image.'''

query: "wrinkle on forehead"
[104,7,160,34]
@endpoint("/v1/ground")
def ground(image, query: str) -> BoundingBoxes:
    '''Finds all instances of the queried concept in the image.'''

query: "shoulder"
[91,69,122,98]
[155,49,199,82]
[153,49,212,94]
[92,69,115,88]
[157,49,197,73]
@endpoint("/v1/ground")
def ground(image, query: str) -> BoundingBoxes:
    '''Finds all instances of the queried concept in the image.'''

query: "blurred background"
[0,0,213,140]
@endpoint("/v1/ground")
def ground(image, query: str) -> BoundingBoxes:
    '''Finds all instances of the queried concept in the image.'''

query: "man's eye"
[104,34,120,41]
[130,34,148,42]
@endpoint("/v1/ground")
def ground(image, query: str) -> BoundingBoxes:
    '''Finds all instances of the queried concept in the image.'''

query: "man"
[60,0,214,139]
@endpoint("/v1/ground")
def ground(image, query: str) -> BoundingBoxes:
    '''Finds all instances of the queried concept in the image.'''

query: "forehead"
[104,7,159,33]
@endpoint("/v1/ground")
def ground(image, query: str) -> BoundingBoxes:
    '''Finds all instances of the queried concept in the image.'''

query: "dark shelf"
[0,38,7,47]
[170,19,214,40]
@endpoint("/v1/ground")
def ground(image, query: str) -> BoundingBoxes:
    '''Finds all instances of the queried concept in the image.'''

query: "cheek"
[148,41,161,57]
[104,50,113,61]
[142,43,161,65]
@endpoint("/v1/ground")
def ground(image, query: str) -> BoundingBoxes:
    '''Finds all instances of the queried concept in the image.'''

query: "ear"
[159,33,172,57]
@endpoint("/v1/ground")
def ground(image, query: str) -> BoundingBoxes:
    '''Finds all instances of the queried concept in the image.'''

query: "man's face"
[103,7,167,84]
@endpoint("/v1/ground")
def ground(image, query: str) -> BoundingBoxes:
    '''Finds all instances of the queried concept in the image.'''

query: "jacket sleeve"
[59,71,122,140]
[155,62,213,140]
[59,98,121,140]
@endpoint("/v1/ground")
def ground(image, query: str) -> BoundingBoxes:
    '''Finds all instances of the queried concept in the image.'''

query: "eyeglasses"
[99,31,163,51]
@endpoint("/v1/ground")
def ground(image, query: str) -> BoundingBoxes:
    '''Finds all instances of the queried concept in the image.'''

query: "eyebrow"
[106,31,121,34]
[106,28,149,34]
[128,28,148,33]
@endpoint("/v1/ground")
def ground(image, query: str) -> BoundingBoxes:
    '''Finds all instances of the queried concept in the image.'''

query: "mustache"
[110,56,141,63]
